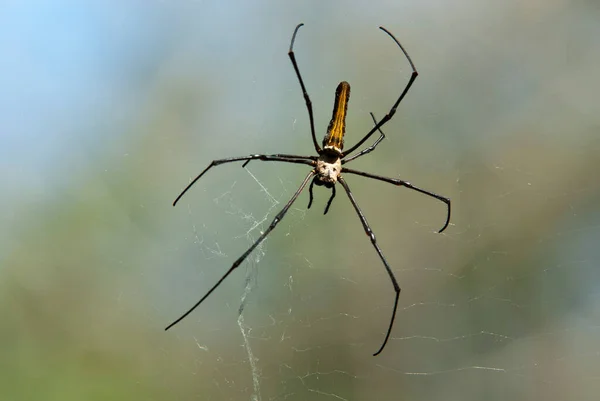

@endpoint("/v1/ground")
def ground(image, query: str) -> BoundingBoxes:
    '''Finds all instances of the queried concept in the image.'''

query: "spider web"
[234,167,283,401]
[174,145,600,401]
[178,164,306,401]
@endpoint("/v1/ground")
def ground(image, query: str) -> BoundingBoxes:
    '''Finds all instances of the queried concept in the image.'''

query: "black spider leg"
[307,178,316,209]
[166,171,315,331]
[342,27,418,158]
[342,167,451,233]
[323,185,336,215]
[173,154,316,206]
[242,154,316,169]
[343,112,385,164]
[288,23,321,153]
[306,178,336,214]
[337,176,399,356]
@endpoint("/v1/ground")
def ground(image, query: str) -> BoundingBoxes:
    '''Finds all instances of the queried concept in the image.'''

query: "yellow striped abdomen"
[323,81,350,153]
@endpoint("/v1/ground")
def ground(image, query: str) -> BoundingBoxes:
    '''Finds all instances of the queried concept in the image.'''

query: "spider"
[166,23,451,356]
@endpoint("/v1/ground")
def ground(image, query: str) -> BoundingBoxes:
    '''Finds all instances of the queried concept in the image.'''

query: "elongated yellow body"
[322,81,350,153]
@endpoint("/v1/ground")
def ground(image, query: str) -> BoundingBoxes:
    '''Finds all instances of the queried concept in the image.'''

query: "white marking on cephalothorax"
[315,152,342,185]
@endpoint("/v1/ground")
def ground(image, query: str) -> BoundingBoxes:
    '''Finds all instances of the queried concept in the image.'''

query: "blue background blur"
[2,1,600,400]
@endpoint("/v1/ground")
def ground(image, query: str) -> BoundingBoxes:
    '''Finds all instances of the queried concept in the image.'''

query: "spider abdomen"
[323,81,350,153]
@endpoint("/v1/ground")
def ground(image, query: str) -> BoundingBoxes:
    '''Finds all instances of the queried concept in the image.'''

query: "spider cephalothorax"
[315,151,342,187]
[167,23,451,356]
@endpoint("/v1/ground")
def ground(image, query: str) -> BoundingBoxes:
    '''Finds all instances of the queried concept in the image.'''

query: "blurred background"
[2,1,599,400]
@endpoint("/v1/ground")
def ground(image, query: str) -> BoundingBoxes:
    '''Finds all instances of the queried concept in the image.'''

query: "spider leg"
[306,178,336,214]
[307,177,316,209]
[242,154,316,169]
[173,154,316,206]
[166,171,315,331]
[338,176,400,356]
[288,23,321,153]
[342,27,418,158]
[323,184,336,215]
[342,167,451,233]
[342,112,385,164]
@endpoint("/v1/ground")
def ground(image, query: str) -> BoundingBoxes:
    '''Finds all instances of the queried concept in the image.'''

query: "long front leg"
[338,176,400,356]
[288,23,321,153]
[342,27,418,157]
[166,171,315,331]
[174,154,316,206]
